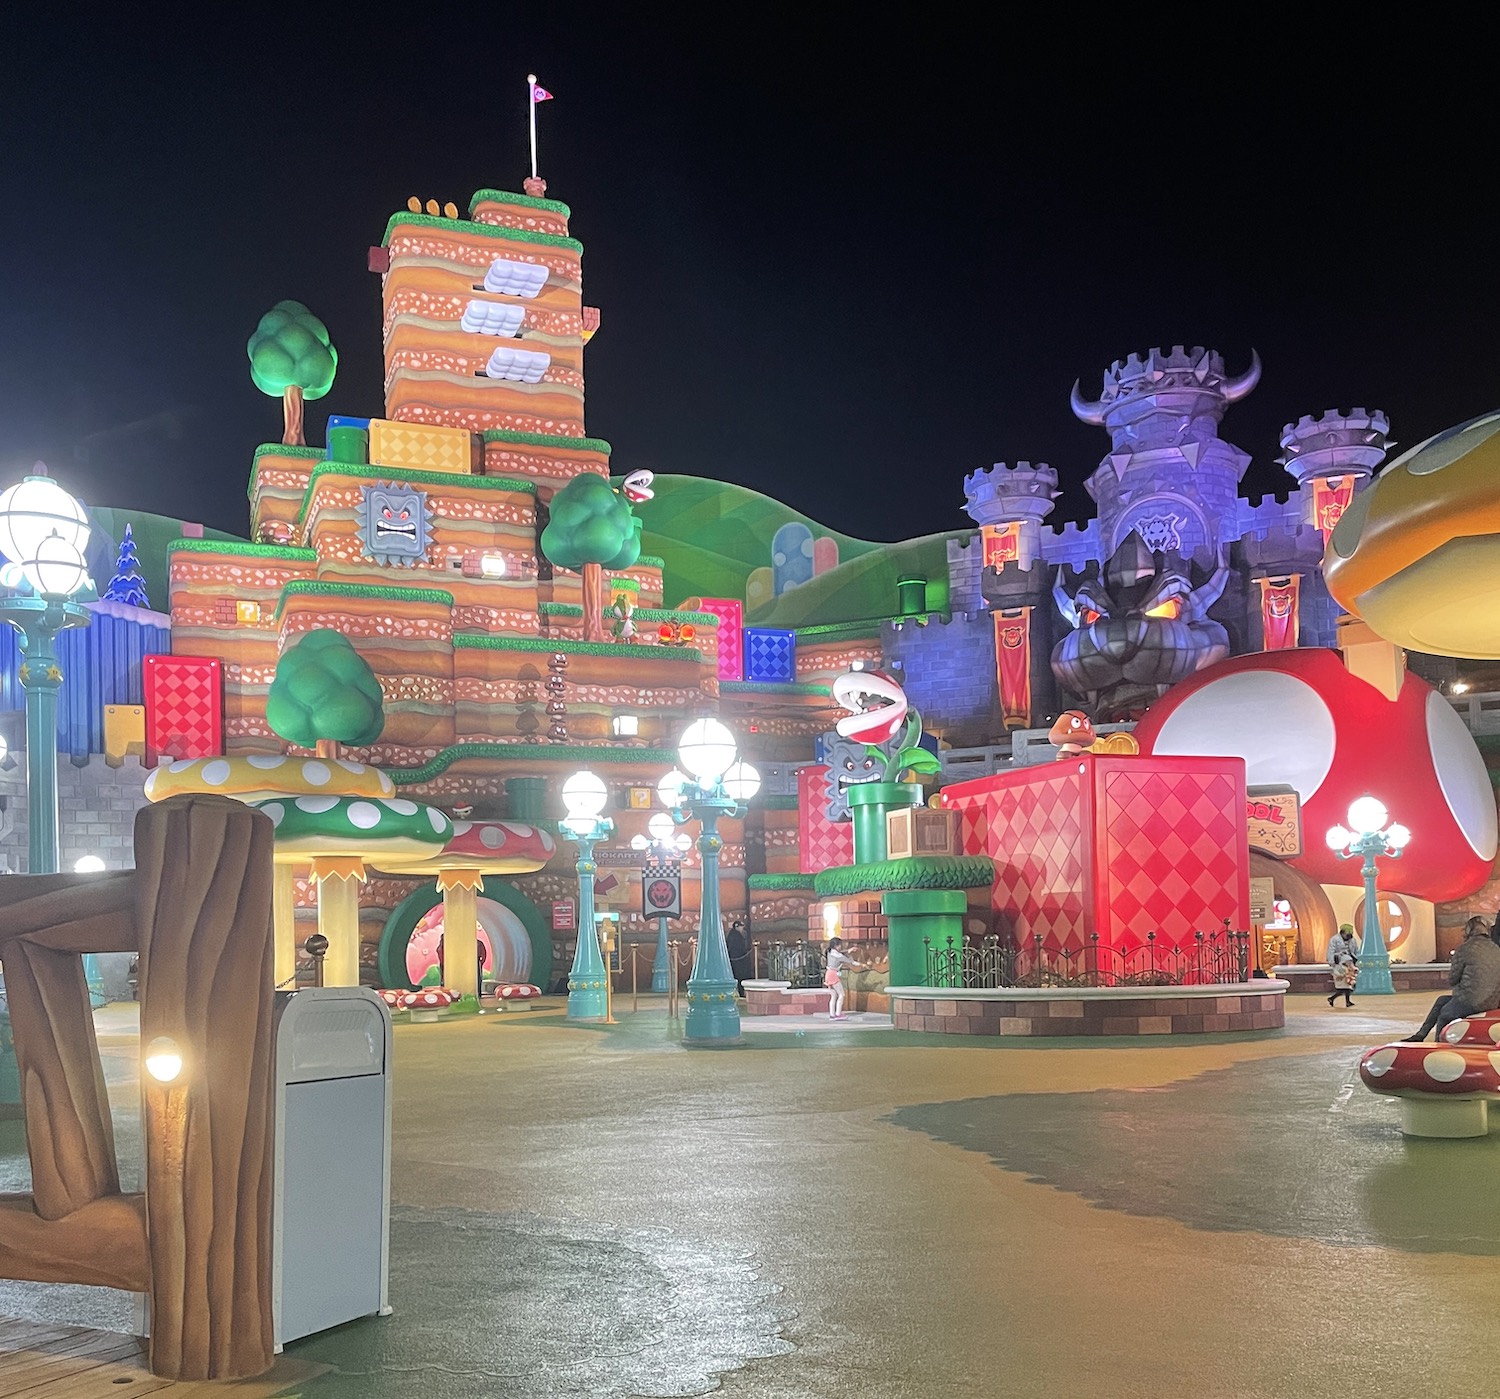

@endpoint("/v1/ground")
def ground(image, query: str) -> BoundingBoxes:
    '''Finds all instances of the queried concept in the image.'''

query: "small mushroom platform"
[1360,1024,1500,1137]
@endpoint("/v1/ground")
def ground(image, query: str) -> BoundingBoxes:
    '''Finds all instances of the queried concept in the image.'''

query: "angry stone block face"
[360,484,430,566]
[820,729,895,822]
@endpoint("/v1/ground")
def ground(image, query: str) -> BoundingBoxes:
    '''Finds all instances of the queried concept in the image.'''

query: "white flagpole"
[527,73,539,179]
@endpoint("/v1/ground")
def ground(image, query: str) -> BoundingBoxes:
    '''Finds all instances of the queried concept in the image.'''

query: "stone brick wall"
[891,987,1286,1036]
[884,613,1000,748]
[0,754,151,875]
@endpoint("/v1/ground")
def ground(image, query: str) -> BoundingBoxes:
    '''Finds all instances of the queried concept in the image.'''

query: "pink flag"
[532,84,554,103]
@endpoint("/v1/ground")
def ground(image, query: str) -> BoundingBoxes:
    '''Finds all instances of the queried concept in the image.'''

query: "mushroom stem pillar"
[439,871,482,1001]
[273,862,298,988]
[312,858,366,987]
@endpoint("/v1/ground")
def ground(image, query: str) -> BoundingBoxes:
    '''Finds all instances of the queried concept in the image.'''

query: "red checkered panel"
[144,654,224,761]
[1098,760,1249,948]
[798,765,854,872]
[695,597,744,681]
[942,768,1089,954]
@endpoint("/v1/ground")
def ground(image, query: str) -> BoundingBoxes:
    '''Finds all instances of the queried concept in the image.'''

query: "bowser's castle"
[896,346,1420,739]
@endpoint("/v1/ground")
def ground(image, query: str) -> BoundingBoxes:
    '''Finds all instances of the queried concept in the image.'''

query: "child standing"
[824,938,867,1020]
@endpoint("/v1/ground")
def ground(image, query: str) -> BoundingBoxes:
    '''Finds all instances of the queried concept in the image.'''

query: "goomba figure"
[1049,710,1096,758]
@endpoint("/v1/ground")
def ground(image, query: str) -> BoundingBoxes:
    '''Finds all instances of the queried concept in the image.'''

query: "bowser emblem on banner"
[982,523,1021,570]
[642,861,683,920]
[1258,576,1300,651]
[994,607,1032,729]
[1312,476,1354,543]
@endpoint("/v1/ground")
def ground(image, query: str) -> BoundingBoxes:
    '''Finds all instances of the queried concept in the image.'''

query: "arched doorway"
[1353,893,1413,956]
[377,881,552,992]
[1248,852,1338,966]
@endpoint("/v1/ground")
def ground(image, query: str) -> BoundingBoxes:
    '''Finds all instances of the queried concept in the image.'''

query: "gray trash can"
[273,987,392,1348]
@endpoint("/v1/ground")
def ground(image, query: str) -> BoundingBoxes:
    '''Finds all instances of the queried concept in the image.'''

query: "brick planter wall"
[744,982,831,1016]
[888,982,1287,1036]
[1274,964,1451,993]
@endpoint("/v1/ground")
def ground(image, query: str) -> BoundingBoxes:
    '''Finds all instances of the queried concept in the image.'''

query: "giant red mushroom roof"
[1134,648,1496,902]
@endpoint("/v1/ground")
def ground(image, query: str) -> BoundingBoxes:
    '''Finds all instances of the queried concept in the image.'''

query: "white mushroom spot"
[1423,1050,1468,1083]
[246,753,286,770]
[539,831,555,852]
[479,825,505,850]
[426,807,448,834]
[200,759,232,787]
[348,802,382,830]
[143,770,160,798]
[1489,1051,1500,1075]
[382,799,419,816]
[1489,1024,1500,1044]
[302,761,333,787]
[1443,1021,1471,1043]
[336,759,367,775]
[295,795,340,814]
[1426,690,1499,861]
[259,802,285,827]
[378,772,395,794]
[452,821,473,837]
[170,759,197,774]
[1363,1047,1399,1077]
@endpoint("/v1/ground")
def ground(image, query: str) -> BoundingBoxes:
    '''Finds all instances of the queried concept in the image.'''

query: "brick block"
[1214,997,1245,1015]
[1101,1016,1140,1035]
[1136,1016,1173,1035]
[1043,999,1085,1017]
[1201,1014,1230,1032]
[999,1016,1033,1035]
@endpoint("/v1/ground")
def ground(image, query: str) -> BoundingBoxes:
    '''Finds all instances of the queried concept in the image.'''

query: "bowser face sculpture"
[1052,530,1229,721]
[360,484,430,566]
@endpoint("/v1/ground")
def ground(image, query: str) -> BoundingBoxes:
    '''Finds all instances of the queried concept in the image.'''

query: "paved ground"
[3,992,1496,1398]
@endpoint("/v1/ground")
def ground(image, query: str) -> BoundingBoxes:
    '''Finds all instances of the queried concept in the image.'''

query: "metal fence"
[925,925,1252,989]
[757,940,828,989]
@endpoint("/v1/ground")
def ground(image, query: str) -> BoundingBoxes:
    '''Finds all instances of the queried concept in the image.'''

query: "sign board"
[1248,876,1276,925]
[551,899,575,932]
[596,848,643,868]
[642,860,683,920]
[1246,785,1302,859]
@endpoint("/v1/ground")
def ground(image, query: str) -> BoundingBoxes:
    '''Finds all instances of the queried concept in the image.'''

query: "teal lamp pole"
[0,468,94,875]
[668,720,759,1045]
[562,770,613,1021]
[1325,795,1409,997]
[632,806,692,993]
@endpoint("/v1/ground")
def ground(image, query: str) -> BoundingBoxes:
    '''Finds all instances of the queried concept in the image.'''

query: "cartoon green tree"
[247,300,338,446]
[267,629,385,757]
[539,473,642,641]
[103,523,149,608]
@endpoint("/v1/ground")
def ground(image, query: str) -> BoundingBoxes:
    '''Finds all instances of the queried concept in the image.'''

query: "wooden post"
[439,872,481,1000]
[273,862,297,988]
[133,794,277,1380]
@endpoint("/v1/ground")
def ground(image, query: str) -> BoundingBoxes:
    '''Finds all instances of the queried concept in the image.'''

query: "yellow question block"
[367,419,473,475]
[104,704,147,766]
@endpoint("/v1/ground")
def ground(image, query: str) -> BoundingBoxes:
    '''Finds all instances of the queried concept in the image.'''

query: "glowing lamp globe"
[20,534,89,600]
[630,834,649,851]
[144,1036,184,1084]
[0,472,90,567]
[648,812,678,843]
[657,769,689,808]
[74,855,106,873]
[1387,823,1412,851]
[722,760,761,802]
[561,770,608,819]
[678,718,737,781]
[1347,796,1389,836]
[1325,825,1352,852]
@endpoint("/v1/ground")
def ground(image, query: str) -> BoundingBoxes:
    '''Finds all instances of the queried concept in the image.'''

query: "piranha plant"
[831,669,941,864]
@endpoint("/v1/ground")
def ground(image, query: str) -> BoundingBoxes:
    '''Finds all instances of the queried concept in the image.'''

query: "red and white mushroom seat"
[489,982,542,1010]
[1439,1013,1500,1046]
[375,988,406,1011]
[1359,1041,1500,1137]
[399,987,461,1021]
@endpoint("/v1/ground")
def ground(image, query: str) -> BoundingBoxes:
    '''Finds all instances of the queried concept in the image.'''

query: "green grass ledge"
[812,855,995,898]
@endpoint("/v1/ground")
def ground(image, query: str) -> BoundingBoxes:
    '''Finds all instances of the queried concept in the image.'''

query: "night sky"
[3,16,1494,547]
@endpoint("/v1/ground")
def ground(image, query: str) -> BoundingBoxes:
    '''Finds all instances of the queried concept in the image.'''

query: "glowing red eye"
[383,508,393,518]
[1083,609,1101,625]
[401,509,410,520]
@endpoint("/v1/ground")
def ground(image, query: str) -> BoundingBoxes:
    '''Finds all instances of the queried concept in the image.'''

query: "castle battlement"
[963,461,1059,523]
[1277,407,1391,485]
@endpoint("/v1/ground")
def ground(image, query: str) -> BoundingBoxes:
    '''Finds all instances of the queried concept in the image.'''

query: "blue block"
[743,628,796,684]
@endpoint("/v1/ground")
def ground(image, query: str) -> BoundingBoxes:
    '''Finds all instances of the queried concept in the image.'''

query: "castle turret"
[1277,408,1391,540]
[963,461,1059,569]
[1070,346,1259,563]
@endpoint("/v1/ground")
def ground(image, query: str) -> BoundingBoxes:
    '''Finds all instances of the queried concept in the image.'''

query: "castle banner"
[982,523,1021,570]
[994,607,1032,729]
[1259,576,1300,651]
[1312,476,1354,542]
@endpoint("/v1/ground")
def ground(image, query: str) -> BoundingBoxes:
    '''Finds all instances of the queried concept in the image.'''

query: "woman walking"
[1326,923,1359,1007]
[824,938,867,1021]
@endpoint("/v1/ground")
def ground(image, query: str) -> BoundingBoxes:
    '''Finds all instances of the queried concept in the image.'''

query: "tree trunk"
[282,384,305,446]
[582,562,605,641]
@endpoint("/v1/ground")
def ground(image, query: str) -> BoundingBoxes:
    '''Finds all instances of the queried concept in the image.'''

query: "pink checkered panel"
[695,598,744,681]
[798,765,854,873]
[144,654,224,762]
[1097,759,1249,948]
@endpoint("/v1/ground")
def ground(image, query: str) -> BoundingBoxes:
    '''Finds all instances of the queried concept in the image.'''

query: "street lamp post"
[632,811,691,993]
[562,770,613,1021]
[0,468,93,874]
[1325,795,1410,996]
[664,720,759,1045]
